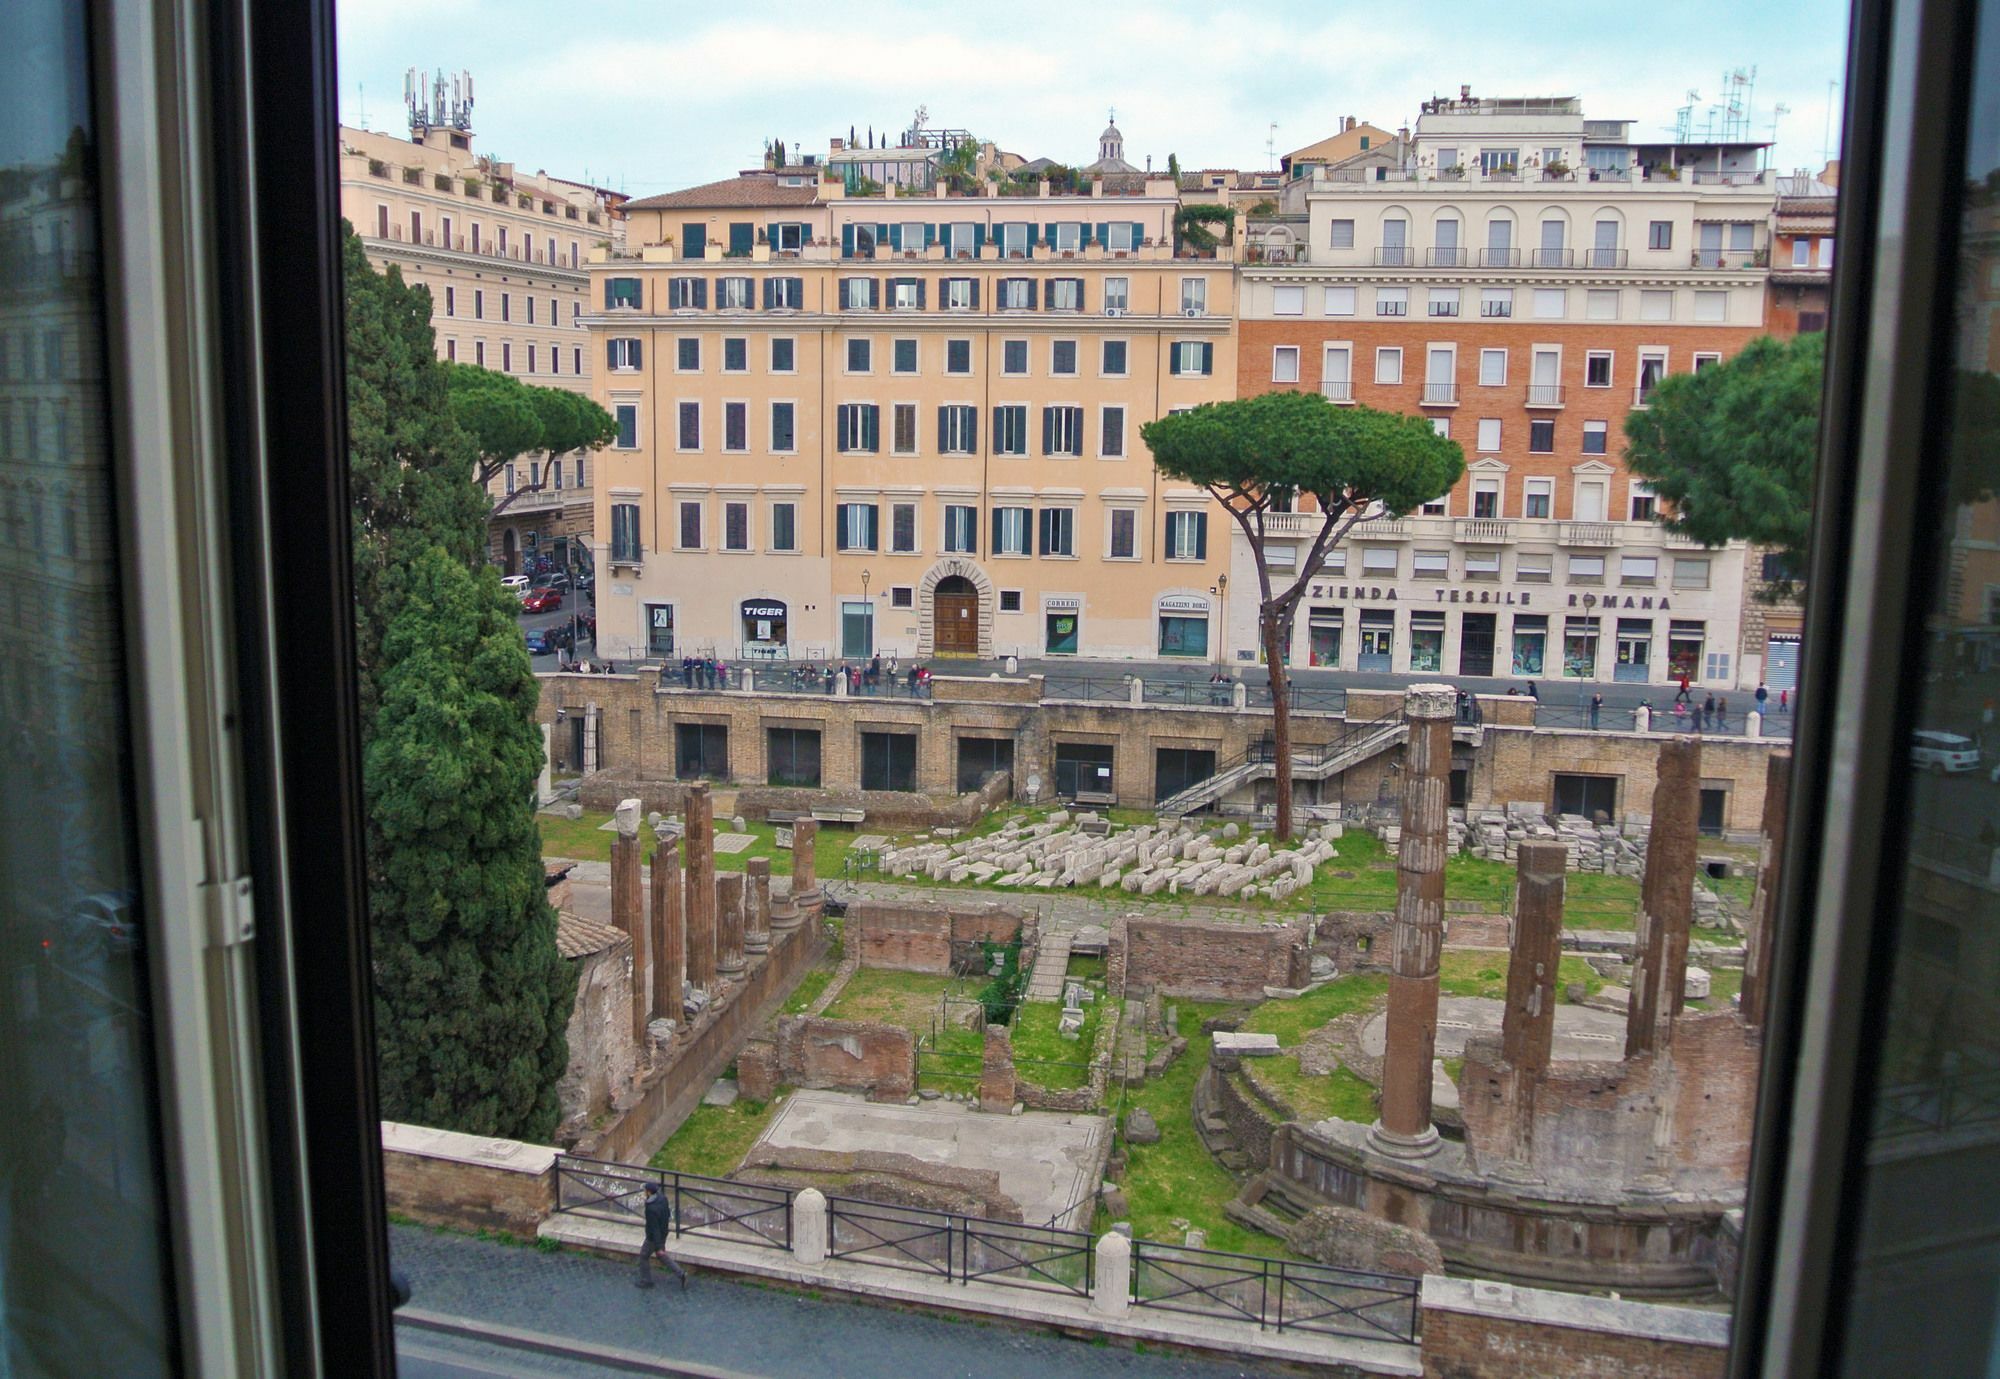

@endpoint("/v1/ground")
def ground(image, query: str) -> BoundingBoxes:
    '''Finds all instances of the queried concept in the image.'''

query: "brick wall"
[851,901,1025,974]
[573,918,825,1163]
[1236,318,1764,520]
[541,675,1786,827]
[1117,915,1305,999]
[773,1014,918,1102]
[1420,1276,1729,1379]
[380,1122,557,1238]
[1316,911,1397,973]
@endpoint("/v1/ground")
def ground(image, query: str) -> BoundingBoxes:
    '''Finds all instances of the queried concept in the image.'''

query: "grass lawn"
[820,968,973,1029]
[1113,1000,1290,1257]
[539,808,862,877]
[1066,953,1108,983]
[1011,1000,1100,1090]
[1239,973,1389,1045]
[648,1094,783,1179]
[1689,964,1745,1012]
[1246,1055,1378,1124]
[1438,950,1603,1002]
[782,964,838,1015]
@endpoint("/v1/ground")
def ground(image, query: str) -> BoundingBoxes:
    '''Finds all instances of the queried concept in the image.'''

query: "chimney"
[1398,126,1410,144]
[1460,83,1472,101]
[1345,116,1356,132]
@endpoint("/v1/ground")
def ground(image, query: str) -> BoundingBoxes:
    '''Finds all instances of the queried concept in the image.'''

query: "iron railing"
[825,1196,1094,1296]
[554,1155,794,1250]
[1873,1065,2000,1140]
[1130,1239,1420,1342]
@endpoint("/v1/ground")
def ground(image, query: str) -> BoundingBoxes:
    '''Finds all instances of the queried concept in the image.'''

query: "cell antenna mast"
[1266,121,1279,169]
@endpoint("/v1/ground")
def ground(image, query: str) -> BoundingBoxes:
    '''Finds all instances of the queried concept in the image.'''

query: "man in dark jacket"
[636,1182,686,1289]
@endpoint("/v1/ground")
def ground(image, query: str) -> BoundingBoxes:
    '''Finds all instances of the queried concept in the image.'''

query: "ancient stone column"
[610,799,651,1042]
[1496,839,1568,1175]
[978,1024,1018,1113]
[684,783,718,990]
[790,817,822,921]
[743,857,773,956]
[1628,739,1700,1058]
[1740,751,1792,1030]
[716,872,748,979]
[1370,683,1455,1160]
[651,831,684,1030]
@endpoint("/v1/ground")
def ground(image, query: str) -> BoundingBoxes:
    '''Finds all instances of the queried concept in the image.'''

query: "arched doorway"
[501,526,519,576]
[933,575,980,655]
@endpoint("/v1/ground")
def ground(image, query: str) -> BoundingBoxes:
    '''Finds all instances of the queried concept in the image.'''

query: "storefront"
[840,600,873,659]
[741,598,788,658]
[1614,617,1653,683]
[1156,594,1211,658]
[1667,620,1706,681]
[1765,630,1801,691]
[1045,597,1081,656]
[1459,611,1497,676]
[1358,608,1396,671]
[646,603,675,657]
[1308,608,1343,667]
[1410,611,1446,672]
[1511,614,1547,676]
[1563,615,1601,679]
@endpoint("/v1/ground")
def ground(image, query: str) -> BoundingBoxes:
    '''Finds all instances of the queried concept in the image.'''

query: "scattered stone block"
[1213,1031,1281,1057]
[1124,1108,1162,1144]
[1684,965,1712,1000]
[702,1079,739,1107]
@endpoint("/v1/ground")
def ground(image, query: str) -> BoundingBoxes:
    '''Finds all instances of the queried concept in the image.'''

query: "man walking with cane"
[636,1182,687,1290]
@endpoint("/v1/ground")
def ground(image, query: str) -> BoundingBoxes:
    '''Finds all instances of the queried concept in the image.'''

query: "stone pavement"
[1024,929,1072,1000]
[1358,996,1629,1062]
[390,1224,1294,1379]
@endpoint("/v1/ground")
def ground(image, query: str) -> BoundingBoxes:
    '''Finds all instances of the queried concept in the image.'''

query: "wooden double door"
[933,577,980,655]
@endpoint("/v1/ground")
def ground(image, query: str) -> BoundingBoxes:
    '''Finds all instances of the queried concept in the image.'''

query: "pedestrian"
[1590,692,1603,729]
[1527,680,1540,702]
[1779,687,1789,714]
[869,653,883,692]
[1716,696,1729,730]
[680,656,693,689]
[1755,682,1769,715]
[1676,673,1692,705]
[635,1183,686,1291]
[1702,693,1716,729]
[823,664,837,694]
[716,661,729,691]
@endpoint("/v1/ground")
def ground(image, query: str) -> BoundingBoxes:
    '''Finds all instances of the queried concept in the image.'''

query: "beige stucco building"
[336,110,624,573]
[583,169,1238,665]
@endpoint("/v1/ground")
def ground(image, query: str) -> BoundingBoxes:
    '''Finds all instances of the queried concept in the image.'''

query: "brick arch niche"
[916,558,995,659]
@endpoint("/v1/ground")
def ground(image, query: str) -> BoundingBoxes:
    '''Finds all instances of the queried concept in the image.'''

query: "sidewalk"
[390,1224,1294,1379]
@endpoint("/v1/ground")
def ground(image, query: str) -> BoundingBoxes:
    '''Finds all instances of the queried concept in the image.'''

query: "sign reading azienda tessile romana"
[1306,581,1682,613]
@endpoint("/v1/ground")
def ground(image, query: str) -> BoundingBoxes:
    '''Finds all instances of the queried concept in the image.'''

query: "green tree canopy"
[446,361,545,479]
[1173,202,1234,254]
[1142,393,1463,837]
[1621,333,1825,583]
[530,383,618,459]
[364,545,573,1141]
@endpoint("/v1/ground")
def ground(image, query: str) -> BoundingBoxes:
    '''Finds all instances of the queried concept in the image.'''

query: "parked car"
[1911,729,1981,773]
[520,587,564,613]
[499,574,530,592]
[544,571,571,591]
[525,629,555,655]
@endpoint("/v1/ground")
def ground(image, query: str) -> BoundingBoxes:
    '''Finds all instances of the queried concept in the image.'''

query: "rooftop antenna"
[355,81,367,130]
[1767,102,1790,168]
[1265,121,1279,170]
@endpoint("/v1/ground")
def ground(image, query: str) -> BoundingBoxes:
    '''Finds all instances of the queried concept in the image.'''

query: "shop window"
[1054,742,1115,800]
[675,723,729,780]
[1552,773,1618,821]
[1410,612,1446,671]
[1155,748,1217,803]
[860,732,917,792]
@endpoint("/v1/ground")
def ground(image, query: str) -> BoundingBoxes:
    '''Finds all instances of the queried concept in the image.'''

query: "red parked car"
[520,586,563,613]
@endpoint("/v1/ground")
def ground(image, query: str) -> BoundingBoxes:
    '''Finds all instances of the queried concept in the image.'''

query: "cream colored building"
[584,168,1238,665]
[336,116,623,574]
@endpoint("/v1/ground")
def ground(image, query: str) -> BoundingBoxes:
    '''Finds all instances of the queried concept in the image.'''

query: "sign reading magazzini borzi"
[1306,582,1679,611]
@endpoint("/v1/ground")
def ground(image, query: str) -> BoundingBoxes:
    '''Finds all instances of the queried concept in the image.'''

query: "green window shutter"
[694,279,708,309]
[967,407,978,453]
[1132,221,1145,247]
[991,508,1003,552]
[970,279,981,308]
[866,405,880,452]
[1095,222,1109,247]
[842,224,855,258]
[1044,222,1058,247]
[869,279,881,309]
[1195,513,1208,560]
[925,223,938,248]
[938,407,949,453]
[1041,406,1055,455]
[917,279,927,309]
[1026,279,1039,310]
[1201,342,1214,375]
[972,224,986,253]
[867,505,880,549]
[889,224,903,251]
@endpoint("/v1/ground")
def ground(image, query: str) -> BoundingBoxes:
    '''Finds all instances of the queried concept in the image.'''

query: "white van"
[1911,730,1980,773]
[499,574,530,592]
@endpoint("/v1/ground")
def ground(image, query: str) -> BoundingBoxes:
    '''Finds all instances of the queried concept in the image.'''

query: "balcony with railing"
[1690,249,1761,270]
[1525,384,1566,408]
[1373,246,1416,267]
[1320,380,1354,404]
[1260,511,1320,537]
[1456,518,1514,544]
[1354,517,1413,539]
[1478,247,1522,268]
[1529,248,1574,268]
[1426,247,1468,268]
[1559,522,1618,546]
[1420,382,1458,406]
[1582,248,1629,269]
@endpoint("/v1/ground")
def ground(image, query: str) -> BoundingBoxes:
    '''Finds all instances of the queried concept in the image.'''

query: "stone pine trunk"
[610,799,650,1044]
[1370,684,1455,1159]
[684,782,718,990]
[1740,751,1791,1030]
[651,837,684,1030]
[1627,739,1700,1060]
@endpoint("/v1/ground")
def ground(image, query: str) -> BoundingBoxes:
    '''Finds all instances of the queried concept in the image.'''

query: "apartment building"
[1235,94,1773,689]
[337,98,623,574]
[584,170,1235,665]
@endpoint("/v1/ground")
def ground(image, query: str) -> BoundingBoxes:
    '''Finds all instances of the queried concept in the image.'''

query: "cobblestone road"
[391,1225,1293,1379]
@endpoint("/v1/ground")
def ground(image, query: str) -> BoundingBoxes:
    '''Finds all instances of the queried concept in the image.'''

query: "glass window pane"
[0,3,180,1368]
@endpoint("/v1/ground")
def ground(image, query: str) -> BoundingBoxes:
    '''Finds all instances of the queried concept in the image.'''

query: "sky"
[335,0,1852,197]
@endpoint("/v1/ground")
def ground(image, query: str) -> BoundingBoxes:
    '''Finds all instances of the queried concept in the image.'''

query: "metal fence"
[824,1196,1094,1296]
[1041,675,1133,703]
[1873,1065,2000,1140]
[1531,702,1796,739]
[1130,1239,1421,1343]
[554,1155,793,1251]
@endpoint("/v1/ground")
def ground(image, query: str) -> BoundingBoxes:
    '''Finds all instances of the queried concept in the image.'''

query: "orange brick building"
[1231,93,1772,690]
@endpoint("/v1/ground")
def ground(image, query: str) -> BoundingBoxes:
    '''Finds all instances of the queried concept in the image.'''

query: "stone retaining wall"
[1117,913,1311,1000]
[851,900,1026,975]
[381,1122,556,1238]
[1420,1276,1729,1378]
[771,1014,918,1102]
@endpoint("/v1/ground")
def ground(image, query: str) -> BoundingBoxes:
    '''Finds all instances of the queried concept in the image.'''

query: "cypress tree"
[342,223,573,1140]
